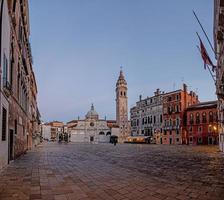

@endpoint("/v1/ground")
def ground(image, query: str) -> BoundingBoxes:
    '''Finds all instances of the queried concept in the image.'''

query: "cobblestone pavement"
[0,143,224,200]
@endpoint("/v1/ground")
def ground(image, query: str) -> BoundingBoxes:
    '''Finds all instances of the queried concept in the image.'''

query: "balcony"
[3,80,12,97]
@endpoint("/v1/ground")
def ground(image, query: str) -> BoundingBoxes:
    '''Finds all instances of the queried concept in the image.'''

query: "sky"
[29,0,216,123]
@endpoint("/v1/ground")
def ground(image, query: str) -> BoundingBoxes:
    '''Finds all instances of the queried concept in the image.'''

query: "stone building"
[130,89,164,144]
[186,101,218,145]
[116,70,129,141]
[68,104,119,143]
[162,84,199,145]
[6,0,40,160]
[214,0,224,151]
[0,0,11,170]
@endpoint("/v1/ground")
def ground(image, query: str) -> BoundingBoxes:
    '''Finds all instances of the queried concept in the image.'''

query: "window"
[176,94,179,100]
[164,130,167,135]
[176,138,179,142]
[164,119,167,127]
[189,137,193,142]
[2,107,7,141]
[3,54,8,86]
[190,113,194,124]
[202,112,207,123]
[176,118,180,126]
[10,42,14,85]
[209,112,213,122]
[170,130,172,135]
[168,96,172,101]
[160,115,162,123]
[176,129,179,134]
[198,137,202,144]
[15,120,17,135]
[198,126,202,132]
[99,132,105,135]
[189,126,193,132]
[196,113,200,124]
[120,91,123,96]
[13,0,17,12]
[124,92,126,97]
[169,118,172,126]
[153,116,156,124]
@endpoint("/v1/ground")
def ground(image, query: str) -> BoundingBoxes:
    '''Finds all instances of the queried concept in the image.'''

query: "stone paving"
[0,143,224,200]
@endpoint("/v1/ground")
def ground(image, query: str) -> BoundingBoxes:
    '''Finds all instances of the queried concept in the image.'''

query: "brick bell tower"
[116,68,128,140]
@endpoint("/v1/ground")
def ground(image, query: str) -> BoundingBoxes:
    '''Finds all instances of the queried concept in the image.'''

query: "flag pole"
[193,10,216,55]
[196,45,216,83]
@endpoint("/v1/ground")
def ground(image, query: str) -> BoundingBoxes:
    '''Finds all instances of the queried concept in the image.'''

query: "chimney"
[183,83,187,92]
[154,88,160,96]
[196,95,198,101]
[139,95,142,101]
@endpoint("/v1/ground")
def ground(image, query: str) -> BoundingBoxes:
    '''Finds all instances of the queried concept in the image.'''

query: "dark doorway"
[90,136,94,142]
[208,137,213,145]
[169,138,172,144]
[160,138,162,144]
[9,129,14,162]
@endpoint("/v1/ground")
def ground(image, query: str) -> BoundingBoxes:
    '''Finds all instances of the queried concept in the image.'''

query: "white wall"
[0,0,10,171]
[42,125,51,140]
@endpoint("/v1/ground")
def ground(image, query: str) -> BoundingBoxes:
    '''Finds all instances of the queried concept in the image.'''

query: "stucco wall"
[0,0,10,170]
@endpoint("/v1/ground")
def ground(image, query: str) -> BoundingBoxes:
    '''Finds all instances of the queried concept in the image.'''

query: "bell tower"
[116,68,128,139]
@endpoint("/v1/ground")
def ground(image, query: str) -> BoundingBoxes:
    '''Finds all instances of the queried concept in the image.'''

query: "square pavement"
[0,143,224,200]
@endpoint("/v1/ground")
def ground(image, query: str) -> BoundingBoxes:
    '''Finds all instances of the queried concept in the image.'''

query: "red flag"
[198,34,215,71]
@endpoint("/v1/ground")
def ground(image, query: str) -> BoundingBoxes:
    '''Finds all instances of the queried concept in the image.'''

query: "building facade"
[186,101,218,145]
[7,0,39,160]
[68,104,119,143]
[214,0,224,152]
[162,84,199,145]
[130,89,163,144]
[116,70,129,142]
[0,0,10,170]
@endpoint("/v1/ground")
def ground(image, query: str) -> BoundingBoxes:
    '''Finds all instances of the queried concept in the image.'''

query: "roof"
[86,104,99,119]
[67,120,78,124]
[186,101,217,111]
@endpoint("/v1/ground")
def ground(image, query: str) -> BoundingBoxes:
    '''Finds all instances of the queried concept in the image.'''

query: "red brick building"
[162,84,199,144]
[186,101,218,145]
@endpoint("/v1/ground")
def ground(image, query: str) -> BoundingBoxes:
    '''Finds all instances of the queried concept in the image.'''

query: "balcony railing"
[3,80,12,97]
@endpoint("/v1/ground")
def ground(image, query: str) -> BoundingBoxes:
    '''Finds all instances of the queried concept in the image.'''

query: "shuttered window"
[2,107,7,141]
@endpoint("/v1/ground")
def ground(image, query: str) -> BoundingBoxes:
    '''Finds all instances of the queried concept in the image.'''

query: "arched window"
[176,118,180,126]
[120,91,123,96]
[106,132,111,136]
[196,112,200,124]
[190,113,194,124]
[99,132,105,135]
[124,91,126,96]
[202,112,207,123]
[209,111,213,122]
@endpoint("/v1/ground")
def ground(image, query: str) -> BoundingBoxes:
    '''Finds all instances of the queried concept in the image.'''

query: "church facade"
[67,69,130,143]
[68,104,119,143]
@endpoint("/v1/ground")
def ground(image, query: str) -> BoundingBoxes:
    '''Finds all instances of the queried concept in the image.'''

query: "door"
[90,136,94,142]
[169,138,172,144]
[9,129,14,161]
[208,137,213,145]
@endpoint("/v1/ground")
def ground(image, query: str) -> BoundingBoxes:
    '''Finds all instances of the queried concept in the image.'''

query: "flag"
[197,33,215,71]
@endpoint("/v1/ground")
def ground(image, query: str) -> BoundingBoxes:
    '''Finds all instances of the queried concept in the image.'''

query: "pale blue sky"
[29,0,216,122]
